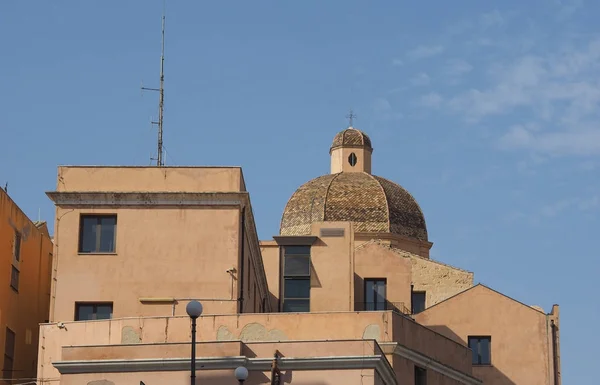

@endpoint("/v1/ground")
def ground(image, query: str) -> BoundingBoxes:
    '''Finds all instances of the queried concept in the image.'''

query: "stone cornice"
[53,355,397,385]
[380,342,482,385]
[46,191,247,207]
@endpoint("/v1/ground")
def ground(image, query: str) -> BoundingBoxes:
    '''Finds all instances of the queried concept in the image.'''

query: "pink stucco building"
[37,125,561,385]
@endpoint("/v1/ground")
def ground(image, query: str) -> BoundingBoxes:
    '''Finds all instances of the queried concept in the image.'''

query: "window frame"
[3,327,15,380]
[74,302,114,321]
[411,288,426,314]
[78,214,118,254]
[364,278,387,311]
[414,365,427,385]
[10,266,19,292]
[468,335,492,365]
[14,231,22,261]
[282,246,311,313]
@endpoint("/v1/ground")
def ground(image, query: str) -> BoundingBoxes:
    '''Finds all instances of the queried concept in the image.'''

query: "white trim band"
[381,342,482,385]
[53,355,397,385]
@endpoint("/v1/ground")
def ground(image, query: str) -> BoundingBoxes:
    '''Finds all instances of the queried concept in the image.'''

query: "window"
[282,246,310,312]
[414,365,427,385]
[348,152,357,166]
[411,289,426,314]
[14,231,21,261]
[75,302,113,321]
[79,215,117,253]
[10,266,19,292]
[3,328,15,380]
[365,279,387,310]
[468,336,491,365]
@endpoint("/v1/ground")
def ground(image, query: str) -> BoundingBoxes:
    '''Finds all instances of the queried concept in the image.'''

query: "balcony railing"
[354,301,411,315]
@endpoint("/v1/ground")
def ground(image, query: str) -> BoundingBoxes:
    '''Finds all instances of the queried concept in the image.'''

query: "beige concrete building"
[38,126,561,385]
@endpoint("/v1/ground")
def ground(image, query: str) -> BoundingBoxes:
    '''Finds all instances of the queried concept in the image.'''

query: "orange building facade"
[0,188,53,384]
[37,125,561,385]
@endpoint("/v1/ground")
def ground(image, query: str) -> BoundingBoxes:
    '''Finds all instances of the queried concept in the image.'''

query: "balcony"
[355,301,411,315]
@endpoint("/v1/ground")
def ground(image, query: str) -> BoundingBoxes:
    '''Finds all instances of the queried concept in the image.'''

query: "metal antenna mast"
[142,13,166,166]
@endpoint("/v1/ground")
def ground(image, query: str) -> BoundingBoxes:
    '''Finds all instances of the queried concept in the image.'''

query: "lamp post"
[234,366,249,384]
[186,300,203,385]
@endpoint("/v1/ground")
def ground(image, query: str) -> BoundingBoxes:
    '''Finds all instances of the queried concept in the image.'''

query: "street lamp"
[186,300,203,385]
[234,366,249,384]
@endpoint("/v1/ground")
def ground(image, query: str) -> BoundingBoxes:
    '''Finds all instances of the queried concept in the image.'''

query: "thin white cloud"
[445,59,473,76]
[372,98,403,121]
[443,38,600,155]
[410,72,430,86]
[406,45,444,60]
[419,92,444,108]
[480,10,504,29]
[392,58,404,66]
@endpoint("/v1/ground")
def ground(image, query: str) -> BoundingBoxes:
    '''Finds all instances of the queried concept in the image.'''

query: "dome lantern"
[330,126,373,174]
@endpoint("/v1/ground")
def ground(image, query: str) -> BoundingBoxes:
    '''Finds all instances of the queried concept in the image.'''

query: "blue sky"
[1,0,597,382]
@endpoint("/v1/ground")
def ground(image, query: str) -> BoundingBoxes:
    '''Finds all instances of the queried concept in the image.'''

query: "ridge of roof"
[418,283,548,315]
[355,239,473,274]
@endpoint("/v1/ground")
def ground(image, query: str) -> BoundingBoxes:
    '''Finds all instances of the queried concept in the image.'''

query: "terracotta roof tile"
[280,172,428,240]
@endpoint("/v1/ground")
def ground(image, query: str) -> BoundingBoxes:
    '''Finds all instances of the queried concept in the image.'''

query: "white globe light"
[234,366,249,381]
[186,300,203,318]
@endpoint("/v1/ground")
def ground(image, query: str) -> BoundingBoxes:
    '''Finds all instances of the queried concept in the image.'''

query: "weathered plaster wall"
[51,206,241,321]
[55,166,245,193]
[416,285,554,385]
[0,189,53,382]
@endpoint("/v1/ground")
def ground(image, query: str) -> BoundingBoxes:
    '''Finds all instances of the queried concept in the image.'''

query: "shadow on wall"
[425,325,516,385]
[127,372,330,385]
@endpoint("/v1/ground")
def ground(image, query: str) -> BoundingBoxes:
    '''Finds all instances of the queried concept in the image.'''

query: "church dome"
[330,128,372,153]
[279,172,428,240]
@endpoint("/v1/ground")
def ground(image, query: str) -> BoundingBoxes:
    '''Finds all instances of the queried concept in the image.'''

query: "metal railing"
[354,301,411,315]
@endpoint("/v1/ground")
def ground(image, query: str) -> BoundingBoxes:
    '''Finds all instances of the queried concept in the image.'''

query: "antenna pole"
[157,15,165,167]
[141,12,166,167]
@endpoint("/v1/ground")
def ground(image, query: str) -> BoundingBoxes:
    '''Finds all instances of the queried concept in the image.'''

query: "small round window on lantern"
[348,153,357,166]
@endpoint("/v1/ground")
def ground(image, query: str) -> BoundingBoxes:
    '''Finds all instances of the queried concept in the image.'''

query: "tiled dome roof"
[280,172,428,240]
[330,128,372,152]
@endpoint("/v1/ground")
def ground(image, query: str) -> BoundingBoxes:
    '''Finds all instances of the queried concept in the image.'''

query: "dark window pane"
[99,217,116,252]
[411,291,426,314]
[283,299,309,312]
[284,278,310,298]
[480,338,491,364]
[5,328,15,357]
[2,357,13,379]
[96,305,113,320]
[76,305,94,321]
[414,366,427,385]
[284,246,310,255]
[14,232,21,261]
[284,255,310,276]
[80,217,98,252]
[10,266,19,291]
[469,338,479,364]
[365,279,386,310]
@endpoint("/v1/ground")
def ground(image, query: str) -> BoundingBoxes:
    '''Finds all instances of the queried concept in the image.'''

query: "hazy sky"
[1,1,597,382]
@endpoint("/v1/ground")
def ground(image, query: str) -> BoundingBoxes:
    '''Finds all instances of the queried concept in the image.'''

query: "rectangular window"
[282,246,310,312]
[411,289,426,314]
[14,231,22,261]
[3,328,15,380]
[79,215,117,253]
[10,266,19,292]
[364,279,387,310]
[414,365,427,385]
[468,336,491,365]
[75,302,113,321]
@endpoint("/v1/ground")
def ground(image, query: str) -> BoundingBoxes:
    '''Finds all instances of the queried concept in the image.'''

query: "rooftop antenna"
[142,6,166,167]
